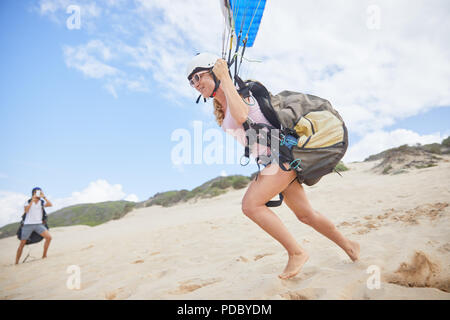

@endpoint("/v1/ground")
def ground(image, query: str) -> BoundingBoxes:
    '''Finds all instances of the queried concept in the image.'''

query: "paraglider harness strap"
[240,122,302,172]
[236,81,303,207]
[243,123,302,208]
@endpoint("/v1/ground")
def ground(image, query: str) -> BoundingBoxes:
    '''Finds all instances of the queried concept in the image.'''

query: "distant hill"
[0,201,136,240]
[364,136,450,175]
[138,175,251,208]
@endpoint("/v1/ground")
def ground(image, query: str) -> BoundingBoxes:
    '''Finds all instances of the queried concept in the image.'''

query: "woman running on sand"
[186,53,360,280]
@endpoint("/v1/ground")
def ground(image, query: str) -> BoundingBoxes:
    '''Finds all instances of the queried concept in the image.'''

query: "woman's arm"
[213,59,249,124]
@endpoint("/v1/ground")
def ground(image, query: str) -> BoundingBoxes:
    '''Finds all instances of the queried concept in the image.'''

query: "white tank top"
[24,200,43,224]
[220,95,272,158]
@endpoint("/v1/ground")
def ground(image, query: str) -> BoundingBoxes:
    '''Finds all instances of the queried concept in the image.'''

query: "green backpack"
[236,78,348,206]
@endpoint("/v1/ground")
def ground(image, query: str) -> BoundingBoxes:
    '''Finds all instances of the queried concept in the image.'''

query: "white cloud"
[35,0,103,34]
[0,191,29,228]
[248,1,450,135]
[40,1,450,137]
[124,194,139,202]
[0,179,139,228]
[51,179,138,211]
[63,40,118,79]
[37,0,102,23]
[63,40,149,96]
[139,1,448,131]
[344,129,445,162]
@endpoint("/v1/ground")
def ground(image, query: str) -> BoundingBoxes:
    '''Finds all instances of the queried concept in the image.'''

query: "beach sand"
[1,158,449,300]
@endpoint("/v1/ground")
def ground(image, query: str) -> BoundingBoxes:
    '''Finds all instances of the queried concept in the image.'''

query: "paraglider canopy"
[219,0,267,83]
[221,0,267,48]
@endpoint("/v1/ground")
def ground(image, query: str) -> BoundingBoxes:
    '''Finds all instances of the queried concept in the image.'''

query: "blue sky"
[0,0,449,227]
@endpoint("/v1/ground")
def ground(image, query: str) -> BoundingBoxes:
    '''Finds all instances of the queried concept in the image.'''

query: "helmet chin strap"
[209,70,221,98]
[195,70,221,104]
[195,94,204,104]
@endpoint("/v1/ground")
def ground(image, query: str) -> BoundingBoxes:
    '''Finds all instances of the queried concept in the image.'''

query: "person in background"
[15,187,53,264]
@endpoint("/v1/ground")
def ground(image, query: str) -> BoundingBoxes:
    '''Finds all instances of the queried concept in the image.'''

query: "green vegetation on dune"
[363,136,449,176]
[422,143,442,155]
[365,137,450,162]
[145,175,251,208]
[0,223,21,240]
[47,201,136,227]
[335,161,349,172]
[382,165,393,175]
[0,201,136,240]
[146,163,352,209]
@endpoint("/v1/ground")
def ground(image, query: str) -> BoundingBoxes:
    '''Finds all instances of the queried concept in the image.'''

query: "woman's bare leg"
[242,164,309,279]
[282,181,360,261]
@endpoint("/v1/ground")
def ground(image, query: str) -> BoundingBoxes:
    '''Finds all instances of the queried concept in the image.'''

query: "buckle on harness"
[240,155,250,166]
[280,134,298,149]
[289,158,302,170]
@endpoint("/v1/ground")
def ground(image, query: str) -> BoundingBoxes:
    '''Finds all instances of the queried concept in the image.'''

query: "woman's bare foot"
[345,240,360,261]
[278,251,309,280]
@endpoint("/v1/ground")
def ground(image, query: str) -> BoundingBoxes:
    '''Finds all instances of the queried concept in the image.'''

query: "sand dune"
[1,158,449,300]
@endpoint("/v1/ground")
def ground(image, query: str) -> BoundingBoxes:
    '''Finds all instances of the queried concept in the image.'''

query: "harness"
[235,76,303,207]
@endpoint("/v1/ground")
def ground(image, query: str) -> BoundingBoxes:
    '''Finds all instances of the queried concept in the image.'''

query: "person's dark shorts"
[20,224,47,240]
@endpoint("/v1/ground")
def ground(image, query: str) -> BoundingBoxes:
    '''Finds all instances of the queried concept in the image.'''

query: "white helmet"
[186,52,220,79]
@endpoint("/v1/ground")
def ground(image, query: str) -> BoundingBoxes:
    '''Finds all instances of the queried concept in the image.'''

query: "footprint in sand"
[236,256,249,262]
[280,288,327,300]
[104,287,133,300]
[364,222,379,230]
[337,221,352,227]
[131,259,144,264]
[279,266,320,286]
[384,251,450,293]
[155,269,174,279]
[389,202,448,225]
[254,253,274,261]
[342,203,448,235]
[354,228,370,235]
[437,243,450,253]
[169,278,223,295]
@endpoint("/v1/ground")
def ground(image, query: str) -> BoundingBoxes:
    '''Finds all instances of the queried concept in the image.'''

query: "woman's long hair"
[213,97,225,126]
